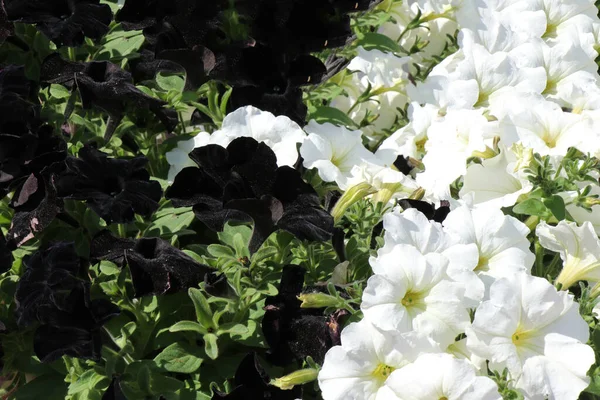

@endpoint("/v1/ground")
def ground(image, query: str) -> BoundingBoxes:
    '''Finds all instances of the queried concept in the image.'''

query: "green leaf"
[68,370,107,395]
[309,106,359,128]
[189,288,215,328]
[543,195,566,220]
[207,244,235,258]
[169,320,207,335]
[156,73,186,93]
[357,32,402,53]
[512,198,550,217]
[218,323,249,336]
[204,333,219,360]
[49,84,71,99]
[11,375,68,400]
[154,342,204,373]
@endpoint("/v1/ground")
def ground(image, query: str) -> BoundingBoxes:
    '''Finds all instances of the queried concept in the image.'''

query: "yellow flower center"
[511,329,535,346]
[371,363,395,383]
[474,255,490,272]
[401,290,427,312]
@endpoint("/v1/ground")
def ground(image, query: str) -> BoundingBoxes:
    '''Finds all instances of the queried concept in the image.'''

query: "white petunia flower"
[466,273,594,400]
[165,132,211,182]
[443,205,534,279]
[301,121,375,190]
[362,244,471,348]
[460,145,533,209]
[499,96,592,157]
[375,102,440,164]
[318,319,438,400]
[379,208,483,305]
[416,108,498,200]
[209,106,305,167]
[348,47,411,89]
[387,353,501,400]
[446,338,487,372]
[536,220,600,289]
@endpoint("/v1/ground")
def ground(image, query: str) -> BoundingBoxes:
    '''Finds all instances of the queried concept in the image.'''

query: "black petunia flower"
[4,0,112,47]
[40,54,178,140]
[212,353,301,400]
[398,199,451,223]
[209,44,328,125]
[246,0,353,55]
[90,230,215,297]
[14,242,119,362]
[166,137,334,253]
[0,65,67,199]
[116,0,226,89]
[0,229,12,273]
[56,144,162,224]
[7,172,63,249]
[261,265,346,366]
[102,378,126,400]
[0,0,12,44]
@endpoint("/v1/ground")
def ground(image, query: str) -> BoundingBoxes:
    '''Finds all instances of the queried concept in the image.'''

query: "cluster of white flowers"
[316,0,600,399]
[320,204,595,399]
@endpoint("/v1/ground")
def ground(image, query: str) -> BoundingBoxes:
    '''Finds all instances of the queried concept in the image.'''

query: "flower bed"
[1,0,600,399]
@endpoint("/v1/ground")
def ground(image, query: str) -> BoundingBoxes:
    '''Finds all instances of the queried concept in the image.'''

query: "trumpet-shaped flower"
[348,47,411,89]
[466,273,594,400]
[443,205,534,279]
[416,108,498,200]
[536,220,600,289]
[301,121,375,189]
[318,319,437,400]
[362,244,470,348]
[386,353,501,400]
[460,145,533,208]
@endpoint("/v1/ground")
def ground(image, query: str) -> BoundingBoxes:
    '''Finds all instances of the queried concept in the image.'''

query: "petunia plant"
[3,0,600,399]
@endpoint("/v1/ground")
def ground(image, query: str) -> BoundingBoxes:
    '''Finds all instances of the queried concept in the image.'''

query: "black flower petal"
[56,145,162,224]
[0,66,67,198]
[7,173,63,249]
[40,54,178,140]
[0,229,13,273]
[398,199,451,223]
[90,230,215,298]
[166,138,333,253]
[14,242,119,363]
[0,0,12,44]
[5,0,112,47]
[33,295,119,363]
[102,378,127,400]
[212,353,301,400]
[14,242,85,327]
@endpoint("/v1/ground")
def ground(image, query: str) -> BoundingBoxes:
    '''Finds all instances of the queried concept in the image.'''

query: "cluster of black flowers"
[0,65,67,248]
[4,0,112,47]
[116,0,381,124]
[14,242,119,362]
[167,137,334,253]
